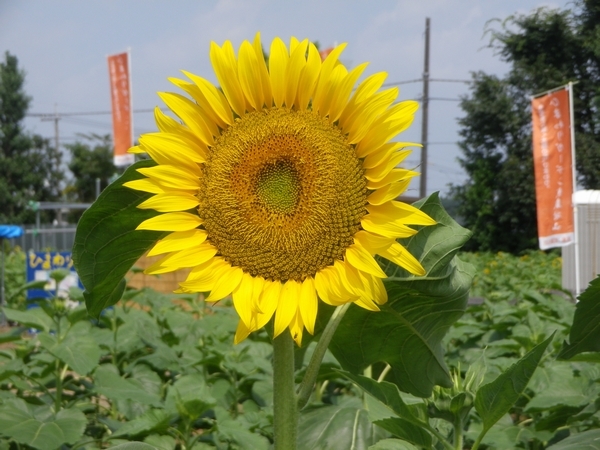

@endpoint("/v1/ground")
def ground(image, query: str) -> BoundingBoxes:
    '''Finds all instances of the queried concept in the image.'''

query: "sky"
[1,0,571,197]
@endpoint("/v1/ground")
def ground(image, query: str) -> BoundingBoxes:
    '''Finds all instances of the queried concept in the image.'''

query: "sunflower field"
[1,35,599,449]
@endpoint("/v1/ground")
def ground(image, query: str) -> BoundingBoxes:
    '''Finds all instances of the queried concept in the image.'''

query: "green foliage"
[65,133,117,203]
[0,52,63,224]
[559,275,600,359]
[452,1,600,252]
[72,159,164,317]
[328,194,475,397]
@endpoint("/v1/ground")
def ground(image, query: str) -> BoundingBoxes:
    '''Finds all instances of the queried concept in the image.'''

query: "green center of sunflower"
[255,160,300,215]
[198,108,368,282]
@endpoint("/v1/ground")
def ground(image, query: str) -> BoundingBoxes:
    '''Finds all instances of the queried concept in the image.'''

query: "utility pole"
[419,17,430,198]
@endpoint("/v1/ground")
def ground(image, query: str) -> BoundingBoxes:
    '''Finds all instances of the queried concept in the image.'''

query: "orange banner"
[531,88,574,249]
[108,52,134,166]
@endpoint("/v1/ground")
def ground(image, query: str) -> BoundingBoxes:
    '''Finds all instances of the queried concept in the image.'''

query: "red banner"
[531,88,574,249]
[108,52,134,166]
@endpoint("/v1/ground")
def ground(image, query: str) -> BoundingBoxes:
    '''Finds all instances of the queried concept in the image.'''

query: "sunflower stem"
[273,330,298,450]
[296,303,351,410]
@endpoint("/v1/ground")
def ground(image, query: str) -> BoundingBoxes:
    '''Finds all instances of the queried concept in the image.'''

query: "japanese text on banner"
[531,88,574,250]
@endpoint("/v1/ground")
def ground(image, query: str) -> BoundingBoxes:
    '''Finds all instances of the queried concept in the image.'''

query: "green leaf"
[38,321,101,375]
[298,402,388,450]
[369,439,419,450]
[546,429,600,449]
[326,194,474,397]
[0,399,86,450]
[217,417,270,450]
[559,276,600,359]
[144,435,177,450]
[72,160,165,318]
[108,444,159,450]
[94,364,162,406]
[165,373,215,420]
[474,333,554,436]
[1,307,54,332]
[112,409,171,438]
[340,371,428,428]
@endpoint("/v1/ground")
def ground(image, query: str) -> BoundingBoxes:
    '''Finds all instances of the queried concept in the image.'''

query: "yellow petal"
[354,231,394,255]
[345,243,386,278]
[298,277,318,335]
[317,263,359,306]
[137,212,202,232]
[145,243,217,274]
[367,168,419,190]
[158,92,215,145]
[137,165,199,190]
[148,229,208,256]
[367,181,410,206]
[138,193,199,212]
[250,276,266,314]
[123,178,166,194]
[167,77,221,137]
[238,41,264,110]
[232,272,256,330]
[338,72,388,127]
[366,201,437,226]
[313,64,347,117]
[361,215,418,239]
[179,258,225,291]
[153,107,207,150]
[289,310,304,346]
[269,37,289,108]
[296,42,321,110]
[139,132,206,167]
[334,261,380,311]
[183,70,234,126]
[344,88,398,144]
[128,145,145,154]
[254,280,281,330]
[252,33,273,108]
[364,150,412,182]
[328,62,368,122]
[312,43,347,114]
[206,265,244,301]
[210,41,246,117]
[234,319,252,344]
[379,242,426,276]
[285,39,308,109]
[362,144,406,170]
[273,279,300,338]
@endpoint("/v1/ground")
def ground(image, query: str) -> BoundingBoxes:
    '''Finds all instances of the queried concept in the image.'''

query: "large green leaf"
[72,160,164,317]
[298,401,388,450]
[474,334,554,437]
[0,399,86,450]
[1,307,54,332]
[369,439,419,450]
[37,321,101,375]
[94,364,162,406]
[559,275,600,359]
[109,444,158,450]
[326,194,474,397]
[546,429,600,449]
[112,409,171,438]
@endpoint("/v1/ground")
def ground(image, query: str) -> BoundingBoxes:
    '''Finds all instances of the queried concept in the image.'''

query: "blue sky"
[1,0,569,196]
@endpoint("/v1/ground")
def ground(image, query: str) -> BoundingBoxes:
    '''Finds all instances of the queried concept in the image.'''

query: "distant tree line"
[0,52,116,224]
[451,0,600,253]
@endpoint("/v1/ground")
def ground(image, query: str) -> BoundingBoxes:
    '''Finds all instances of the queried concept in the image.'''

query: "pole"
[419,17,430,199]
[568,82,581,296]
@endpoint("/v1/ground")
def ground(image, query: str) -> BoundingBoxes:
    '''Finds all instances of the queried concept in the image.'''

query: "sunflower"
[124,34,436,345]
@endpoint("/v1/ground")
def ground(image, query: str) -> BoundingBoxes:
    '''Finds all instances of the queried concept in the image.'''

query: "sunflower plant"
[74,34,475,449]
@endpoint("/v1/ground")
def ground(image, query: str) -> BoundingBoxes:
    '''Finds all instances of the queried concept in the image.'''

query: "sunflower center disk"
[255,160,300,215]
[199,108,368,282]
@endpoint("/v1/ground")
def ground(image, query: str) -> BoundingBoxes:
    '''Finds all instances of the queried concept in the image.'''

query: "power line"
[27,108,158,118]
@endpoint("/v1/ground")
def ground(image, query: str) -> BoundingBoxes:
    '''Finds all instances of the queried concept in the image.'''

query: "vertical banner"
[531,88,574,249]
[108,52,134,167]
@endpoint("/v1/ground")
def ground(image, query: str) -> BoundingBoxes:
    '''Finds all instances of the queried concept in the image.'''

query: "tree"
[0,52,63,224]
[66,133,116,203]
[451,2,600,252]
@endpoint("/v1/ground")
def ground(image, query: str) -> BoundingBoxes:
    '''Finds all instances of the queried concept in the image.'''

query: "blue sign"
[26,251,83,299]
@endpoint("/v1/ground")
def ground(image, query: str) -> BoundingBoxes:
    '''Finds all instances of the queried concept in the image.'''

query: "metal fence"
[12,224,77,252]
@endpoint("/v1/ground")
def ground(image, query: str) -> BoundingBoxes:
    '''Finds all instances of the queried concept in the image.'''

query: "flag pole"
[568,81,581,296]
